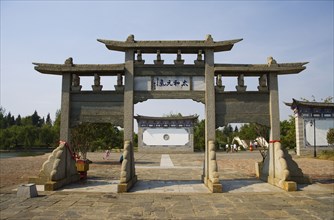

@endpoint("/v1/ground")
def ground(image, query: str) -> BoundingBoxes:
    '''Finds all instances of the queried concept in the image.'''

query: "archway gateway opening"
[32,35,311,193]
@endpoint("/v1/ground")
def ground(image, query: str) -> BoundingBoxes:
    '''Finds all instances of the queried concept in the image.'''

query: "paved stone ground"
[0,151,333,219]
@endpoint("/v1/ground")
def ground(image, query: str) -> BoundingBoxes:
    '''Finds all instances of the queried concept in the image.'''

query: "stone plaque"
[153,76,190,91]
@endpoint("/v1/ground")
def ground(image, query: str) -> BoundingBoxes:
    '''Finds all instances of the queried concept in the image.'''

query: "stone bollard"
[17,183,38,198]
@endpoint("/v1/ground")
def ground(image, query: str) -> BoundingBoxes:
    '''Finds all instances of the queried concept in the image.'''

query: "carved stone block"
[17,184,38,198]
[236,85,247,92]
[71,85,82,92]
[174,60,184,65]
[154,60,164,65]
[92,85,103,91]
[258,86,268,92]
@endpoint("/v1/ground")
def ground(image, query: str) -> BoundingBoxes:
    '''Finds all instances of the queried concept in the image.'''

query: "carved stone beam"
[236,74,247,92]
[71,74,82,91]
[174,50,184,65]
[135,50,145,65]
[154,50,164,65]
[92,74,103,91]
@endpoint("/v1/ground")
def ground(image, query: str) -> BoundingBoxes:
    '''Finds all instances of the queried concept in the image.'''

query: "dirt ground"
[0,153,50,193]
[0,151,333,193]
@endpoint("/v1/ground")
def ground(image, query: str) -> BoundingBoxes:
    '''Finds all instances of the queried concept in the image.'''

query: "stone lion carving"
[267,56,277,66]
[64,57,73,66]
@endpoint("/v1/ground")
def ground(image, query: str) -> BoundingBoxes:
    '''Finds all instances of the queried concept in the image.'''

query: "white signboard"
[134,76,205,91]
[153,77,190,91]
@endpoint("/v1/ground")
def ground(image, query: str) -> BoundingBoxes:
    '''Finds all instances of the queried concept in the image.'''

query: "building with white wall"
[135,115,198,152]
[286,99,334,156]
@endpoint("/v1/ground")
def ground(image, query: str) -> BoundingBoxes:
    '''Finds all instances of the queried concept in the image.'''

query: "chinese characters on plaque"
[134,76,205,91]
[153,77,189,90]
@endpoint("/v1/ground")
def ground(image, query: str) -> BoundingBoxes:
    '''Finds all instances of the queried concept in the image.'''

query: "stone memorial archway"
[32,34,310,193]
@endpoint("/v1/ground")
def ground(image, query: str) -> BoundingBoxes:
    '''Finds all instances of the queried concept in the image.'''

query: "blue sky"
[1,1,333,126]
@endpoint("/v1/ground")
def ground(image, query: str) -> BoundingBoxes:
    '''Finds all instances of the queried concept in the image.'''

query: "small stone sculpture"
[215,74,225,92]
[64,57,73,66]
[92,74,103,91]
[154,50,164,65]
[72,74,80,87]
[71,74,82,91]
[267,56,277,66]
[126,34,135,42]
[194,50,204,65]
[135,50,145,64]
[114,74,124,92]
[236,74,247,92]
[205,34,213,42]
[258,74,268,91]
[174,50,184,65]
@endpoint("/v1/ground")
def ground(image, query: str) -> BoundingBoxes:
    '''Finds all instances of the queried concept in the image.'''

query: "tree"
[6,112,15,127]
[194,119,205,151]
[327,128,334,146]
[0,107,6,129]
[46,113,52,126]
[71,123,93,160]
[39,125,56,147]
[31,110,44,127]
[238,124,257,140]
[163,112,184,118]
[280,116,296,149]
[16,115,22,126]
[237,123,270,142]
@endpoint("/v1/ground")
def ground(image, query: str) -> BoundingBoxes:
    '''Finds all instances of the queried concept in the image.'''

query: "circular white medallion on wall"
[163,134,170,141]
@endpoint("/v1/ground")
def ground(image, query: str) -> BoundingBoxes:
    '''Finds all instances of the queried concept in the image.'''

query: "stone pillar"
[295,114,305,156]
[268,73,280,184]
[60,74,71,142]
[60,73,73,179]
[137,127,143,152]
[204,41,221,192]
[260,73,310,191]
[118,44,137,192]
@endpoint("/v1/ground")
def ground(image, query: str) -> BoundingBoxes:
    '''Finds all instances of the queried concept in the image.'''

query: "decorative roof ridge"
[285,99,334,108]
[97,36,243,53]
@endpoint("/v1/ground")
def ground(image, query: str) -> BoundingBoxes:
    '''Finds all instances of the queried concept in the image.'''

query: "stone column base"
[255,161,263,178]
[261,175,298,192]
[236,86,247,92]
[117,175,138,193]
[202,176,222,193]
[215,86,225,92]
[30,173,80,191]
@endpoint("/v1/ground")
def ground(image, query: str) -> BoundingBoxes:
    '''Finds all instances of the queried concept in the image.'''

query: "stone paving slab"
[129,180,210,193]
[1,191,333,220]
[2,151,333,219]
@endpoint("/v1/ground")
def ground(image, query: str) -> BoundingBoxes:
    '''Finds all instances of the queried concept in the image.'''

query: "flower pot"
[76,159,89,172]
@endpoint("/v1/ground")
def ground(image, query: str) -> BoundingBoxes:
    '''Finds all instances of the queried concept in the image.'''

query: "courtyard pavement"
[0,151,333,219]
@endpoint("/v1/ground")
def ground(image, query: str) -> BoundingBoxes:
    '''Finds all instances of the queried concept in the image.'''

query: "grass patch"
[318,150,334,161]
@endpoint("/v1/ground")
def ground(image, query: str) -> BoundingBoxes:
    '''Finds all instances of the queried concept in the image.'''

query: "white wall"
[305,119,334,146]
[143,128,189,146]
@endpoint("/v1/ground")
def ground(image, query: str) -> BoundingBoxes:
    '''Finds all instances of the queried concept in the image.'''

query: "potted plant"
[71,123,93,173]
